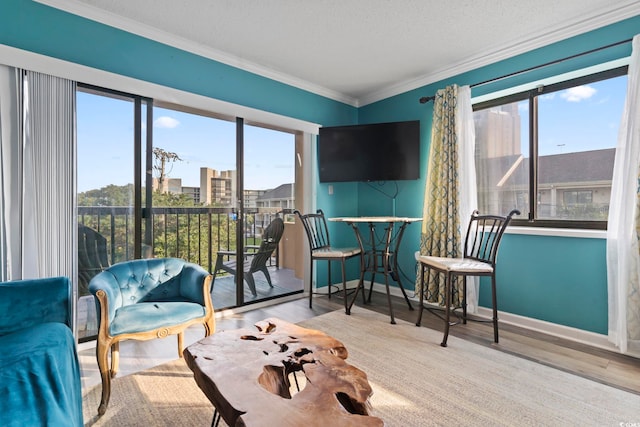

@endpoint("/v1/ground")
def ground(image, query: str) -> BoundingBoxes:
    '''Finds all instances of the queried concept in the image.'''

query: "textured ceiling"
[40,0,640,106]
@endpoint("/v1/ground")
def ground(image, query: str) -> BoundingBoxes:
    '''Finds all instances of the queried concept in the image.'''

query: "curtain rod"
[418,38,633,104]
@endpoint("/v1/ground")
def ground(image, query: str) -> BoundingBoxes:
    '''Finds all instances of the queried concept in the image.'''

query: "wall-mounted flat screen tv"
[318,120,420,182]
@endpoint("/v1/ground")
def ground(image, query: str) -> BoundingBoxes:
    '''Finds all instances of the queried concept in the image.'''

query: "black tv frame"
[318,120,420,183]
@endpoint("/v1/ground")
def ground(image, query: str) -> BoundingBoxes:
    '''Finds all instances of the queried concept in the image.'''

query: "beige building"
[200,168,236,207]
[474,106,613,220]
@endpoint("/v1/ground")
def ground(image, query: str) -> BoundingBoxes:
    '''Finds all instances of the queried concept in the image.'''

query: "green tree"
[78,184,134,206]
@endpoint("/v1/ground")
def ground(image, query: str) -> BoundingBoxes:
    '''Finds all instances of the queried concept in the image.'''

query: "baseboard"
[365,280,640,358]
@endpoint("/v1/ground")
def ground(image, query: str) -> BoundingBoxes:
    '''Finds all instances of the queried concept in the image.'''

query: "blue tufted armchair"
[89,257,215,416]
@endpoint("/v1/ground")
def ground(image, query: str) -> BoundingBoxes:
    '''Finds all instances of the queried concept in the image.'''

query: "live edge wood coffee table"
[184,318,383,426]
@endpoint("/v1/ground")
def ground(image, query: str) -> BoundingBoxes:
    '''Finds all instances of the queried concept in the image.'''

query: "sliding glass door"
[150,104,241,308]
[76,86,150,341]
[76,89,304,340]
[242,123,302,302]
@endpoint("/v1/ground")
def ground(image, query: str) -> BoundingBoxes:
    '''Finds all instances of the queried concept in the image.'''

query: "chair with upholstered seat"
[415,209,519,347]
[295,209,364,311]
[89,257,214,415]
[213,217,285,297]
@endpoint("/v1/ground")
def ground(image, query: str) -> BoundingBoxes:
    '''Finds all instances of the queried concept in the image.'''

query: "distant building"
[475,105,614,220]
[200,168,236,207]
[181,186,200,204]
[244,189,267,209]
[152,177,184,195]
[256,183,295,210]
[153,167,295,212]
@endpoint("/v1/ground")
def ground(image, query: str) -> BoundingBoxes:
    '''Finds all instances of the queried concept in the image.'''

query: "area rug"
[82,306,640,426]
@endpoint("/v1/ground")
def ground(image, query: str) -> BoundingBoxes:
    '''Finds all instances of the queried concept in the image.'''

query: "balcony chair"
[294,209,364,311]
[89,257,215,416]
[213,217,285,297]
[415,209,519,347]
[78,224,110,297]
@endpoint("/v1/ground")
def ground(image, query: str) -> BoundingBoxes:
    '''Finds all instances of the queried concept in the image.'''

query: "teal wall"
[355,15,640,334]
[0,0,358,126]
[487,234,608,333]
[1,0,637,334]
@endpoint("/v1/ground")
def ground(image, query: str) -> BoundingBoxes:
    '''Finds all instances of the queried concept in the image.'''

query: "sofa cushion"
[0,277,70,336]
[0,322,82,427]
[109,301,207,336]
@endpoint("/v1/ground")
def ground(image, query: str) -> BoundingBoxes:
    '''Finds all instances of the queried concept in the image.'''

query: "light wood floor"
[79,290,640,397]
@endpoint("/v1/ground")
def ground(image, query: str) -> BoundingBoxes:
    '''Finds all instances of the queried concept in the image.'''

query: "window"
[473,67,627,229]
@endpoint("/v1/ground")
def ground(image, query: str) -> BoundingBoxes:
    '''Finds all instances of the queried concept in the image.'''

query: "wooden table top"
[183,318,383,427]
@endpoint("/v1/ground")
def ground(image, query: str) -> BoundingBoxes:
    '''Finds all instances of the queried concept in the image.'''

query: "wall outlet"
[328,185,334,195]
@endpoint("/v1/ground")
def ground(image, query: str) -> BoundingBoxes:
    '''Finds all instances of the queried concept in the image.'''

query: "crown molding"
[36,0,640,108]
[359,2,640,106]
[0,43,321,134]
[35,0,359,106]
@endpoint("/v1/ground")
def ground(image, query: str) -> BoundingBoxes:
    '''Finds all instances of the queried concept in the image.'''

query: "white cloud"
[154,116,180,129]
[561,85,596,102]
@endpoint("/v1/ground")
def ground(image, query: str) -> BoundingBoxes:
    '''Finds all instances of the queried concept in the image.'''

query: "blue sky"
[78,73,627,193]
[518,74,627,156]
[77,93,295,193]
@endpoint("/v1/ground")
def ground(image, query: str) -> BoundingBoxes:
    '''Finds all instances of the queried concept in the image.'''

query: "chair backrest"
[294,209,331,252]
[90,258,195,311]
[249,217,285,270]
[463,209,520,266]
[78,224,110,295]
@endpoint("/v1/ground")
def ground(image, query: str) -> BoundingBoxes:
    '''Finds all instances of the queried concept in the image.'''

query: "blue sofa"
[0,277,83,427]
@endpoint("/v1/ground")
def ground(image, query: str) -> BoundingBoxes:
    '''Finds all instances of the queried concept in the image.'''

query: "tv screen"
[318,120,420,182]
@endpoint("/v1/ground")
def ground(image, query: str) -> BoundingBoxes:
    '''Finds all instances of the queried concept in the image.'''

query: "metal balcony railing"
[78,206,293,286]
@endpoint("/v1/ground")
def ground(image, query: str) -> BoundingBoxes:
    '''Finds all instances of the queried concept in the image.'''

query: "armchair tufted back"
[89,258,210,325]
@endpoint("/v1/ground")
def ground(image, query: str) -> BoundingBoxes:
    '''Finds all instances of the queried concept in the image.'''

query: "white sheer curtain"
[0,65,23,281]
[457,85,480,312]
[0,67,76,282]
[22,71,76,280]
[607,34,640,355]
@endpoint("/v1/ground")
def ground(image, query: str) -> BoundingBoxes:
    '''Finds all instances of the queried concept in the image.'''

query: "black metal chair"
[214,217,285,297]
[294,209,364,311]
[415,209,520,347]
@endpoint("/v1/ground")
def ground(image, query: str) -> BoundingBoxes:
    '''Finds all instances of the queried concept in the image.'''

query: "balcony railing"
[78,206,293,295]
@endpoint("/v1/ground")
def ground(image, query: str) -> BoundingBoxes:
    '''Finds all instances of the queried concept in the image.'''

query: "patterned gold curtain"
[416,84,463,306]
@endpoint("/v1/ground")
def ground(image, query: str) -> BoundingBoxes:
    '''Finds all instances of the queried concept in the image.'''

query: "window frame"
[472,65,628,230]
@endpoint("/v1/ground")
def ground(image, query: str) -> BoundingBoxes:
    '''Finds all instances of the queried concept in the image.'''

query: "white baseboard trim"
[365,281,640,358]
[476,307,616,352]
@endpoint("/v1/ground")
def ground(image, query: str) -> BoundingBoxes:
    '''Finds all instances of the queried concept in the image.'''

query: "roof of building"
[258,183,294,200]
[481,148,615,188]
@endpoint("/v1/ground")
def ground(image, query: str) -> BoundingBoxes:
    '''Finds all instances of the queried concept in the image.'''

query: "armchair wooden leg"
[110,342,120,377]
[178,332,184,358]
[204,317,215,337]
[96,338,112,416]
